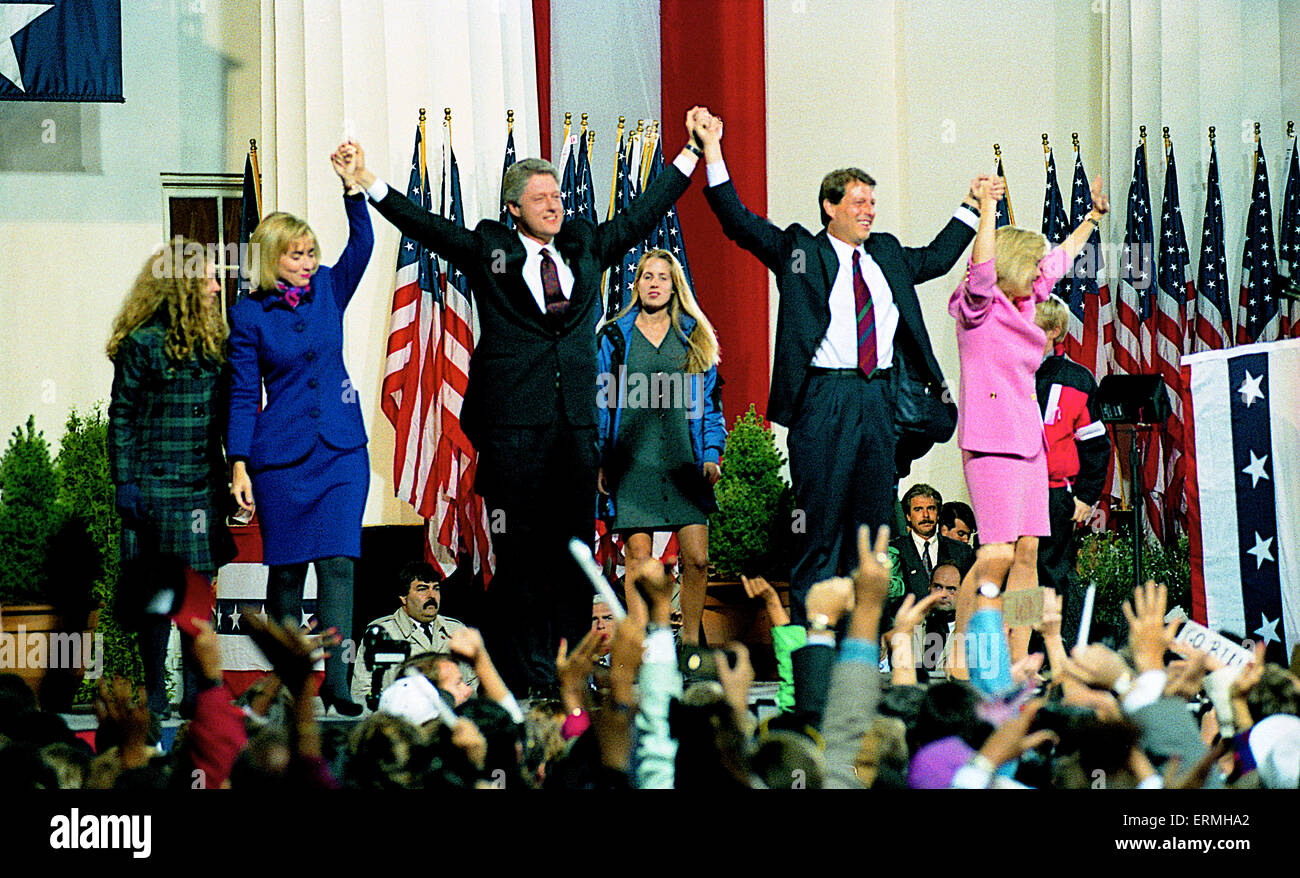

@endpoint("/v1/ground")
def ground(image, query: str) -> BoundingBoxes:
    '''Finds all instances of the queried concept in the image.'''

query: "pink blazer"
[949,246,1070,457]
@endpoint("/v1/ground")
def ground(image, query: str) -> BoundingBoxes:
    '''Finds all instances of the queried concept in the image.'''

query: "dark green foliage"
[708,405,795,580]
[55,407,143,694]
[1076,528,1191,645]
[0,416,62,603]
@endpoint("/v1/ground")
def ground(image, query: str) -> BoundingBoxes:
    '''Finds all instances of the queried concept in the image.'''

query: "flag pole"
[994,142,1014,225]
[563,111,572,147]
[580,112,588,137]
[1072,131,1079,155]
[1163,126,1171,167]
[607,115,625,222]
[249,138,262,217]
[507,108,514,134]
[1139,125,1148,177]
[418,108,428,189]
[1253,121,1261,176]
[641,120,658,188]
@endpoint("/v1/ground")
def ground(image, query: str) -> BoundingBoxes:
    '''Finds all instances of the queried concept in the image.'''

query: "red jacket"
[1036,345,1110,502]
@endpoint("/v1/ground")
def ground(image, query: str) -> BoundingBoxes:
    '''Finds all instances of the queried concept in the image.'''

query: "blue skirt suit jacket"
[227,194,374,564]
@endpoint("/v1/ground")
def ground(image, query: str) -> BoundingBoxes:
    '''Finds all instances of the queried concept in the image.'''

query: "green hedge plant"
[708,405,795,580]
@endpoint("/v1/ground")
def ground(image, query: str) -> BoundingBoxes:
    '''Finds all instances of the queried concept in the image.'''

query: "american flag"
[1116,140,1163,540]
[237,149,260,299]
[381,124,443,524]
[435,142,493,582]
[1238,139,1282,344]
[995,153,1013,228]
[575,129,598,224]
[642,133,695,292]
[1064,146,1111,382]
[1153,141,1194,535]
[558,130,580,223]
[1192,141,1232,351]
[603,127,629,320]
[1114,141,1152,378]
[607,128,645,317]
[1278,135,1300,337]
[1183,339,1299,665]
[499,124,516,228]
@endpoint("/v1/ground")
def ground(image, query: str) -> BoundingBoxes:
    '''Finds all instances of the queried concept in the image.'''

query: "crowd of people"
[4,105,1293,791]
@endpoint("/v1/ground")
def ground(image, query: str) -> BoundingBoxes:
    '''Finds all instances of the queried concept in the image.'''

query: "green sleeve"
[888,545,904,599]
[771,624,807,713]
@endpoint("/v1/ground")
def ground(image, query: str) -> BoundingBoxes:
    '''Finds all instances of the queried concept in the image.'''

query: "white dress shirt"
[911,530,938,573]
[517,233,575,314]
[812,233,898,370]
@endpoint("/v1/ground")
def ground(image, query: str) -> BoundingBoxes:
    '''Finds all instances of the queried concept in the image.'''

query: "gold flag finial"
[507,108,514,128]
[1139,125,1146,143]
[580,112,588,133]
[1071,131,1079,150]
[419,108,426,123]
[1254,121,1261,142]
[993,142,1002,159]
[1288,120,1294,138]
[444,108,452,124]
[1041,133,1050,156]
[1208,126,1216,145]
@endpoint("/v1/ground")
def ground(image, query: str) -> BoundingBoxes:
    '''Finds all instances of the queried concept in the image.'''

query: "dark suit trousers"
[1039,485,1083,643]
[476,415,599,696]
[787,370,897,625]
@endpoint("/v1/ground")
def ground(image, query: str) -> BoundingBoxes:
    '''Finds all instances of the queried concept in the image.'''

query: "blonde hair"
[614,249,720,373]
[248,212,319,292]
[994,226,1049,296]
[1035,296,1070,337]
[106,239,227,364]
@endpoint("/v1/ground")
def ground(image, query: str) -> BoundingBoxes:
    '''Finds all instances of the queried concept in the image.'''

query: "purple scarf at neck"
[275,279,309,308]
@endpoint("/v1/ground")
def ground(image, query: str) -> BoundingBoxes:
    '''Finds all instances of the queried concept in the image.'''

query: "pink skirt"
[962,444,1050,544]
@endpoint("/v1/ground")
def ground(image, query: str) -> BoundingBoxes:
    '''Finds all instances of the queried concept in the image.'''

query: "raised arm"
[899,175,986,283]
[698,115,789,273]
[593,106,705,267]
[348,139,481,269]
[1057,175,1109,263]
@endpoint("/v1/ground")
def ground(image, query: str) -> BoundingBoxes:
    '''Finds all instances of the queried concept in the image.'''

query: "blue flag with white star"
[1185,341,1300,665]
[1278,136,1300,335]
[499,125,517,229]
[0,0,122,102]
[995,155,1012,228]
[575,130,597,224]
[237,150,260,299]
[1237,140,1281,344]
[1194,143,1232,350]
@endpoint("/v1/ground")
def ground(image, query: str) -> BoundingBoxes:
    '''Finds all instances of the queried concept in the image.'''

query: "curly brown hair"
[106,239,227,364]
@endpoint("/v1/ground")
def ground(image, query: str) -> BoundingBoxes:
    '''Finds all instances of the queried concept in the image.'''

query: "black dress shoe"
[319,690,363,717]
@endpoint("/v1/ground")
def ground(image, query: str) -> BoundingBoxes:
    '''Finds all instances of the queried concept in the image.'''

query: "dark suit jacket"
[702,180,974,464]
[369,166,691,447]
[891,532,974,601]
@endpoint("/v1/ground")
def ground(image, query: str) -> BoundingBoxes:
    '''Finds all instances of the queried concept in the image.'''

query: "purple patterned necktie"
[853,249,877,376]
[540,248,567,317]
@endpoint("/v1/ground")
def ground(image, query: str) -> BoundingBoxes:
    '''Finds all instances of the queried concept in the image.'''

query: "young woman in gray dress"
[596,249,725,645]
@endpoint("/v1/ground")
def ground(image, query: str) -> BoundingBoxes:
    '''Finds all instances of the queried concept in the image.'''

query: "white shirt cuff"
[671,151,696,176]
[366,178,391,202]
[1122,669,1168,714]
[954,205,979,230]
[706,160,730,187]
[643,628,676,664]
[950,764,993,789]
[805,632,836,647]
[1137,774,1165,789]
[495,691,525,724]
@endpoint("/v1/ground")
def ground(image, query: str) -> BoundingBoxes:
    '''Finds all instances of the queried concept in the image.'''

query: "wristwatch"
[809,614,832,633]
[978,581,1001,600]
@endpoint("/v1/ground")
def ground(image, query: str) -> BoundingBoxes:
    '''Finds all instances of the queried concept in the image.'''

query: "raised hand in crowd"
[556,628,605,714]
[96,677,152,771]
[848,525,893,642]
[592,615,644,776]
[1123,580,1181,674]
[448,626,512,704]
[885,592,941,686]
[805,576,855,630]
[717,642,756,735]
[743,575,790,627]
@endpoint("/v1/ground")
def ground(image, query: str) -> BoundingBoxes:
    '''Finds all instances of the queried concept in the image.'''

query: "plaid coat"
[107,316,235,574]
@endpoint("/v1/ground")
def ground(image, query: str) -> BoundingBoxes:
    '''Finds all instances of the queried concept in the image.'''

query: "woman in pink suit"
[950,175,1108,659]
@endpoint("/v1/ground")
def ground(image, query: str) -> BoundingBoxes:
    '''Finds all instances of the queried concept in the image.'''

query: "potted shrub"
[1076,527,1191,646]
[55,406,142,703]
[705,405,796,657]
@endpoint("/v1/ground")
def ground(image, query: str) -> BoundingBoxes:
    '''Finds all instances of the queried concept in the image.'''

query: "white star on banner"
[301,610,314,629]
[0,3,53,92]
[1245,532,1275,570]
[1237,371,1265,407]
[1242,450,1270,487]
[1254,614,1281,646]
[229,608,242,630]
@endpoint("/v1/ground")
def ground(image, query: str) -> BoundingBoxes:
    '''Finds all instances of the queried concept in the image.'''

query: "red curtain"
[659,0,769,426]
[532,0,551,160]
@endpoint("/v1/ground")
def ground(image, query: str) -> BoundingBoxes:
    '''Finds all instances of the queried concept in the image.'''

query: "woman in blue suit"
[228,147,373,714]
[596,249,725,645]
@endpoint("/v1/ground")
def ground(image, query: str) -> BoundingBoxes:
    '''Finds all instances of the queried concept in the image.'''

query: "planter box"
[701,580,790,681]
[0,603,102,710]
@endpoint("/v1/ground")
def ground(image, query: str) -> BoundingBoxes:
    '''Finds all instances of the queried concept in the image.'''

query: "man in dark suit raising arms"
[342,112,709,695]
[694,115,983,623]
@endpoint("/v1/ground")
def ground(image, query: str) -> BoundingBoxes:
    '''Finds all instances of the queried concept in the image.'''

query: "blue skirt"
[250,441,368,566]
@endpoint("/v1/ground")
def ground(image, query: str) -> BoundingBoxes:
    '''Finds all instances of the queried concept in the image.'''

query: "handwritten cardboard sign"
[1173,619,1254,670]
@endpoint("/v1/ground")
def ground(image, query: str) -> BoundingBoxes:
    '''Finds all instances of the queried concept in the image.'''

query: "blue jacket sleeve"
[328,194,375,310]
[226,306,260,461]
[596,332,614,455]
[701,366,725,465]
[968,607,1014,699]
